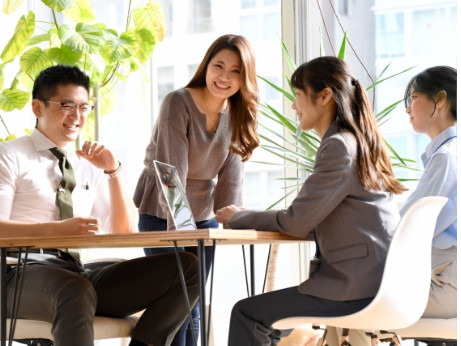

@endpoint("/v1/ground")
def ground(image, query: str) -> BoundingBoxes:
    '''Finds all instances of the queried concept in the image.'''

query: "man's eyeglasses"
[41,100,94,117]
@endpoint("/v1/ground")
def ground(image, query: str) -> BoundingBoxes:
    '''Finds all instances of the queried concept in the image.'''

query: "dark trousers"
[138,214,217,346]
[228,286,373,346]
[7,252,199,346]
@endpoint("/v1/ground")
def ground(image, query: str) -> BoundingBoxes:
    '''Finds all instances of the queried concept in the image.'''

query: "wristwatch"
[104,161,122,179]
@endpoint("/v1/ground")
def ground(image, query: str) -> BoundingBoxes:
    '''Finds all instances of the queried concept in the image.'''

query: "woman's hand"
[216,205,245,228]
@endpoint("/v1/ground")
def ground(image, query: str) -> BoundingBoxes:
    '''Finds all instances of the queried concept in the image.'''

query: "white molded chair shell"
[7,315,139,341]
[393,317,457,340]
[273,196,448,332]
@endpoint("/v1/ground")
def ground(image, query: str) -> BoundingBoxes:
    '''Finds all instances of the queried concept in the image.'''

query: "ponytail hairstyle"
[186,34,260,161]
[291,56,405,194]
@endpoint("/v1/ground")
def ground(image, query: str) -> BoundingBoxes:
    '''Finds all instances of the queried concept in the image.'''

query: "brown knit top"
[133,88,243,222]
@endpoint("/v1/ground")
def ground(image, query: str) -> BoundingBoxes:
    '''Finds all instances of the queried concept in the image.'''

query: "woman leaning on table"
[216,56,406,346]
[133,34,259,346]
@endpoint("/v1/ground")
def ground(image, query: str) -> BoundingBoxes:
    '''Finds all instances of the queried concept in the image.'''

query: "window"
[411,8,445,56]
[338,0,350,15]
[376,12,405,58]
[187,0,213,33]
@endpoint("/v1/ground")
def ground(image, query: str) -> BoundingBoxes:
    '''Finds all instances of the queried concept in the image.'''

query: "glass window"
[411,8,445,56]
[187,0,213,33]
[262,12,280,40]
[157,66,174,105]
[376,12,404,58]
[338,0,349,15]
[157,0,173,37]
[240,15,258,42]
[241,0,257,9]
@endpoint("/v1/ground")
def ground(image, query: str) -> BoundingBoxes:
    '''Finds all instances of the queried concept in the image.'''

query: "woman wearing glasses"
[133,34,259,346]
[400,66,457,319]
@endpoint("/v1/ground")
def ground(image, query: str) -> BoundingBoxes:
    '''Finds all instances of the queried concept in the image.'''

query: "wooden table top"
[0,229,307,249]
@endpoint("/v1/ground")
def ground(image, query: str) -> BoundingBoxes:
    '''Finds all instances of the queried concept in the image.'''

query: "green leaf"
[258,75,294,102]
[1,11,35,63]
[281,39,296,72]
[20,47,53,74]
[28,33,52,45]
[58,23,104,54]
[0,88,30,111]
[133,28,155,65]
[337,32,347,59]
[133,1,165,42]
[366,65,416,91]
[376,99,402,124]
[62,0,95,23]
[100,30,136,62]
[45,46,82,66]
[41,0,75,12]
[0,69,4,90]
[3,0,24,14]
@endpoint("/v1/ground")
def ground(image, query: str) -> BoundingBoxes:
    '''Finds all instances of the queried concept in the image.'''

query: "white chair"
[393,317,457,345]
[7,315,139,345]
[273,196,448,344]
[6,258,138,346]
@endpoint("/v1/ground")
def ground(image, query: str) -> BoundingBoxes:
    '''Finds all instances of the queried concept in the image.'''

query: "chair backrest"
[363,196,447,328]
[272,196,447,331]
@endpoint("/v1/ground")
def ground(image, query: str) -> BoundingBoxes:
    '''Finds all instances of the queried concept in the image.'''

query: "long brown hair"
[186,34,259,161]
[291,56,405,194]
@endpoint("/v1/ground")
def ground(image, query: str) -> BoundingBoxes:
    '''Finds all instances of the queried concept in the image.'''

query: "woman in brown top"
[133,34,259,346]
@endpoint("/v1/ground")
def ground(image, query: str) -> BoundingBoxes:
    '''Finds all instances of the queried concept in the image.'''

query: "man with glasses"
[0,65,199,346]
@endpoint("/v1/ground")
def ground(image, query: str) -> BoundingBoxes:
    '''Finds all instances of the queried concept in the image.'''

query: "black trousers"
[228,286,373,346]
[7,252,199,346]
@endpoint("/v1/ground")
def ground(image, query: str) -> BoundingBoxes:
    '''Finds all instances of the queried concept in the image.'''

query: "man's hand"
[60,217,101,235]
[76,141,118,172]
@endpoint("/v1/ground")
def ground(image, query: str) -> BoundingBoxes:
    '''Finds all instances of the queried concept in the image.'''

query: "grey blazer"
[229,123,401,301]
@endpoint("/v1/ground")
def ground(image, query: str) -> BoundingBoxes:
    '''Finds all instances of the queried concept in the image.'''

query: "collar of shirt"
[422,125,457,168]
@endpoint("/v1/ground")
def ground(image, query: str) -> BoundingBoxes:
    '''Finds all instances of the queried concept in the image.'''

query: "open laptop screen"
[153,160,197,230]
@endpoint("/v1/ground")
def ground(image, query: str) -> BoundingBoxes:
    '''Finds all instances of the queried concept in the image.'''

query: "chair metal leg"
[314,325,328,346]
[13,339,53,346]
[340,328,351,346]
[365,332,379,346]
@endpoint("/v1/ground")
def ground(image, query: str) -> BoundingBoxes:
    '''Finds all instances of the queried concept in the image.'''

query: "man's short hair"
[32,65,91,100]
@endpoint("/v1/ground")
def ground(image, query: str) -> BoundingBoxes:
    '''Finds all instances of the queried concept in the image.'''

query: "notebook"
[153,160,197,230]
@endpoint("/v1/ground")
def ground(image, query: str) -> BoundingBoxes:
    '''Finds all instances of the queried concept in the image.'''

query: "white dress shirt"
[0,129,111,232]
[400,125,457,249]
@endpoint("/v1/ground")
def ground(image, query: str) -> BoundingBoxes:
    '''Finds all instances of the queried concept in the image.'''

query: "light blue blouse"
[400,126,457,249]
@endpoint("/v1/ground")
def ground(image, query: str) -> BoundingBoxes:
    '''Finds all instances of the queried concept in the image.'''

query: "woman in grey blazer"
[216,56,406,346]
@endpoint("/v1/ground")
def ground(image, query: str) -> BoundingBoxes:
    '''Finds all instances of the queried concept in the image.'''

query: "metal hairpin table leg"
[250,245,255,296]
[197,240,207,346]
[1,248,7,346]
[173,242,197,346]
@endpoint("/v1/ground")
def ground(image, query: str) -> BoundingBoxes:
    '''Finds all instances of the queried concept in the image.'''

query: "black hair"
[291,56,405,194]
[404,66,457,120]
[32,65,90,101]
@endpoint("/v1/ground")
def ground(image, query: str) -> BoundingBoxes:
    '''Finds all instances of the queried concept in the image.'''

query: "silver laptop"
[153,160,197,230]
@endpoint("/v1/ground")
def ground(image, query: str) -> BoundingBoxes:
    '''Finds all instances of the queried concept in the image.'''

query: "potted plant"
[0,0,165,142]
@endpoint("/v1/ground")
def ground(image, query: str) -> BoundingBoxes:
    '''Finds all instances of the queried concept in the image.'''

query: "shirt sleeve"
[229,134,354,237]
[400,150,457,238]
[147,91,191,189]
[0,144,16,219]
[213,153,243,212]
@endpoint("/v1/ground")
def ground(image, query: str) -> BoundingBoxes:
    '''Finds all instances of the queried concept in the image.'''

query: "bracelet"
[104,161,122,179]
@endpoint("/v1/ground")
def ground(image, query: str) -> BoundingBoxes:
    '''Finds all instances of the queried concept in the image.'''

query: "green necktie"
[50,147,76,220]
